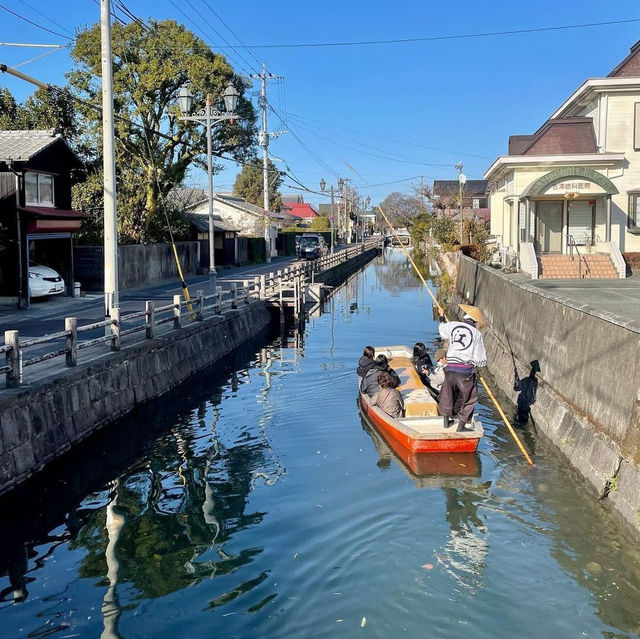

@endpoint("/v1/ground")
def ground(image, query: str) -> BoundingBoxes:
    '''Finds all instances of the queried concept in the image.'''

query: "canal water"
[1,249,640,639]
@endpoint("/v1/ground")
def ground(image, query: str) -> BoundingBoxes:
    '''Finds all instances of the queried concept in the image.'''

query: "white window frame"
[25,171,55,207]
[635,103,640,151]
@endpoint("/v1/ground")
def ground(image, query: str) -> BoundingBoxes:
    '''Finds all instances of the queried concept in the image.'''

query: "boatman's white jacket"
[438,321,487,368]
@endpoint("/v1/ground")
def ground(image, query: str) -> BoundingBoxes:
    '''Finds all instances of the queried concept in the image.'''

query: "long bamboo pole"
[378,206,534,466]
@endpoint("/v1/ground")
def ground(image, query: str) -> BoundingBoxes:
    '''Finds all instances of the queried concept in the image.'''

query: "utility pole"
[252,63,286,263]
[101,0,118,318]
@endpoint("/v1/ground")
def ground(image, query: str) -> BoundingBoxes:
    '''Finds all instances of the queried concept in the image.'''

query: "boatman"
[437,304,487,432]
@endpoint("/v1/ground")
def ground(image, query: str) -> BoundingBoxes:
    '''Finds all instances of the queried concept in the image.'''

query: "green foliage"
[431,216,458,248]
[0,86,19,129]
[68,18,257,242]
[233,159,283,211]
[310,216,329,231]
[408,212,434,246]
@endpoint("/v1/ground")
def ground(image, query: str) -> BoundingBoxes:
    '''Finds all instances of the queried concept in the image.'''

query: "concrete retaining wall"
[0,301,271,495]
[74,242,200,291]
[454,256,640,533]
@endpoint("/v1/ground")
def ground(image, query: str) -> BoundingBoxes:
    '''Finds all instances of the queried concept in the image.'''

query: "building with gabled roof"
[485,40,640,279]
[0,130,87,306]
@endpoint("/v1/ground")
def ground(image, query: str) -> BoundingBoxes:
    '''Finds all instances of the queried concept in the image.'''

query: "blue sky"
[1,0,639,208]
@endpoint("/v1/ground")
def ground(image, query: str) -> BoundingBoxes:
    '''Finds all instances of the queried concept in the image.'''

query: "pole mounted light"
[456,162,466,244]
[178,81,240,294]
[320,178,337,254]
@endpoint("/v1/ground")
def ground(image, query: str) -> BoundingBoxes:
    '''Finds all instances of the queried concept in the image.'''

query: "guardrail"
[2,240,381,389]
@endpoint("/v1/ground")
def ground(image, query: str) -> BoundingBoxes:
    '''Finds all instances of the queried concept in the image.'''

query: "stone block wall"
[454,256,640,534]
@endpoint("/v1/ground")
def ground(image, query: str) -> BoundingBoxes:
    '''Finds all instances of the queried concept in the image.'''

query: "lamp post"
[456,161,467,245]
[178,82,239,293]
[362,196,371,245]
[320,178,336,253]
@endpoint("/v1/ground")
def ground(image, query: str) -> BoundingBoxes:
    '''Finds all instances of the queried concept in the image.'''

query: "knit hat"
[435,348,447,361]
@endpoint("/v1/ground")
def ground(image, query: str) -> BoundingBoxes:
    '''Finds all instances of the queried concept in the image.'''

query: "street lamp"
[178,81,239,293]
[320,178,336,253]
[456,161,467,244]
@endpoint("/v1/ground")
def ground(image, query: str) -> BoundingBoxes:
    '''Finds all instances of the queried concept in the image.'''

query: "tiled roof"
[511,118,598,156]
[0,129,63,162]
[187,212,239,233]
[433,180,488,196]
[285,202,318,218]
[608,39,640,78]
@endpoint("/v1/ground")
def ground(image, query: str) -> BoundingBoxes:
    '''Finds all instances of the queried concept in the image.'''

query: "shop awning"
[18,206,89,233]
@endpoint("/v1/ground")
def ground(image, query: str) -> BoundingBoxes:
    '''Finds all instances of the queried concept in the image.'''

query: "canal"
[1,249,640,638]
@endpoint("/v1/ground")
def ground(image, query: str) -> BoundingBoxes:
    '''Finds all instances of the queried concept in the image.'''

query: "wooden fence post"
[244,280,250,304]
[215,286,223,314]
[146,301,155,339]
[110,307,121,351]
[5,330,20,388]
[231,283,238,309]
[173,294,182,329]
[65,317,77,367]
[260,274,266,298]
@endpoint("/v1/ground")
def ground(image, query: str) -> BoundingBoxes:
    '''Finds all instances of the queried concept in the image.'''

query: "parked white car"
[29,263,65,297]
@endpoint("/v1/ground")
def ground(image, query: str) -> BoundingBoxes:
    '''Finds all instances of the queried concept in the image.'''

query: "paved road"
[0,256,300,340]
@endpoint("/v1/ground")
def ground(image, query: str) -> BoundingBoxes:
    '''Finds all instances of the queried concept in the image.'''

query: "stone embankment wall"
[453,256,640,534]
[0,302,271,495]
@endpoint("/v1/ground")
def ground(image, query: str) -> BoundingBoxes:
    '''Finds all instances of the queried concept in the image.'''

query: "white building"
[485,40,640,279]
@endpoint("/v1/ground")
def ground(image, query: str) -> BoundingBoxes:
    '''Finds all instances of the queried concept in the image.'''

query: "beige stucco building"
[485,40,640,279]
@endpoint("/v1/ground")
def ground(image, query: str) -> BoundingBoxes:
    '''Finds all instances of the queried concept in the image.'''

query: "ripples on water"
[1,249,640,638]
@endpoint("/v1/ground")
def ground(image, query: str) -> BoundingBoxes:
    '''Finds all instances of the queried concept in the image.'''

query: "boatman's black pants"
[438,370,478,427]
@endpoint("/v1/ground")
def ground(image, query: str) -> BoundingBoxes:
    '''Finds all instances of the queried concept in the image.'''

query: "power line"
[0,2,73,41]
[18,0,74,36]
[214,17,640,49]
[201,0,262,68]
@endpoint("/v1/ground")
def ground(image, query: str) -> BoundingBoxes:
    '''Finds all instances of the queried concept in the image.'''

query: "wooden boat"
[358,345,483,454]
[362,418,481,482]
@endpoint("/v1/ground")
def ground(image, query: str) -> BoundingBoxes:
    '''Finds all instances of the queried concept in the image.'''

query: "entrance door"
[535,201,563,253]
[568,201,595,245]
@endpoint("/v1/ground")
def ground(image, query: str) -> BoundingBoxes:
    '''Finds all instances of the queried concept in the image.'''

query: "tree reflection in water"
[0,336,284,625]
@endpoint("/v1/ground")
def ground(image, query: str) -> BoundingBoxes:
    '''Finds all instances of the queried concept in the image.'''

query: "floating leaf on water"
[153,554,161,560]
[422,563,434,570]
[361,616,367,627]
[336,619,343,623]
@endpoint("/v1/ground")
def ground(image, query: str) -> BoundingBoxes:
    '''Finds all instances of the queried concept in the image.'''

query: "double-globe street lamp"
[178,82,240,293]
[455,161,467,245]
[319,177,344,254]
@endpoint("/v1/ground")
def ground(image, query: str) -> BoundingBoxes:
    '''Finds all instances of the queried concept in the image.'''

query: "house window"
[472,198,480,209]
[629,193,640,228]
[25,172,54,206]
[635,103,640,151]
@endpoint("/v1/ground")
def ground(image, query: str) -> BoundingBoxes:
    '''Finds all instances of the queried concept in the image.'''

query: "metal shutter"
[568,202,593,244]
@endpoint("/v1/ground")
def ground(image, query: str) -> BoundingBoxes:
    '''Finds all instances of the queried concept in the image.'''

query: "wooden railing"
[2,240,382,389]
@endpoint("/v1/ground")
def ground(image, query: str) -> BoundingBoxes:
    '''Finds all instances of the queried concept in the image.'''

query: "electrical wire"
[18,0,75,37]
[13,47,61,69]
[0,2,73,41]
[286,111,493,160]
[216,17,640,49]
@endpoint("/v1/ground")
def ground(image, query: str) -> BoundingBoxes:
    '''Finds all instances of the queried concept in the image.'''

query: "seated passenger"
[412,342,433,382]
[361,354,400,396]
[356,345,376,384]
[371,372,404,418]
[425,348,447,391]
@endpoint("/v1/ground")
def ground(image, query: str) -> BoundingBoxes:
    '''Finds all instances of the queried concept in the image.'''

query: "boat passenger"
[425,348,447,391]
[411,341,433,382]
[437,306,487,432]
[361,354,401,396]
[371,372,404,418]
[356,345,377,384]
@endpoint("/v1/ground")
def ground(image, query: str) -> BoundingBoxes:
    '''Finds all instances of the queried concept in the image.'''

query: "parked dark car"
[297,233,328,260]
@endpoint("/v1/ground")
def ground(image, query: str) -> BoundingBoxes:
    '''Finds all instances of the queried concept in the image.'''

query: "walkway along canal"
[1,248,640,638]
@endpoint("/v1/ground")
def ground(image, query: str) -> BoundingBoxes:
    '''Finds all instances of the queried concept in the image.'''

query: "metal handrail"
[566,234,591,278]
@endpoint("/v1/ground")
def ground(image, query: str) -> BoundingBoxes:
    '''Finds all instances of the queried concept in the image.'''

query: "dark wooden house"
[0,130,86,307]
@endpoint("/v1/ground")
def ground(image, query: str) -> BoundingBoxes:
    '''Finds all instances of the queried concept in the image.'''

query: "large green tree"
[232,159,283,212]
[68,19,257,242]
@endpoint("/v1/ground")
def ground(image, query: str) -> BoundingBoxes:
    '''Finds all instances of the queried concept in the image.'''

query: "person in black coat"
[412,342,433,383]
[361,354,401,396]
[357,345,376,381]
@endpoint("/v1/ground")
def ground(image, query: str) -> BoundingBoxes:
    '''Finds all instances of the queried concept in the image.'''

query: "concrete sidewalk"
[505,271,640,332]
